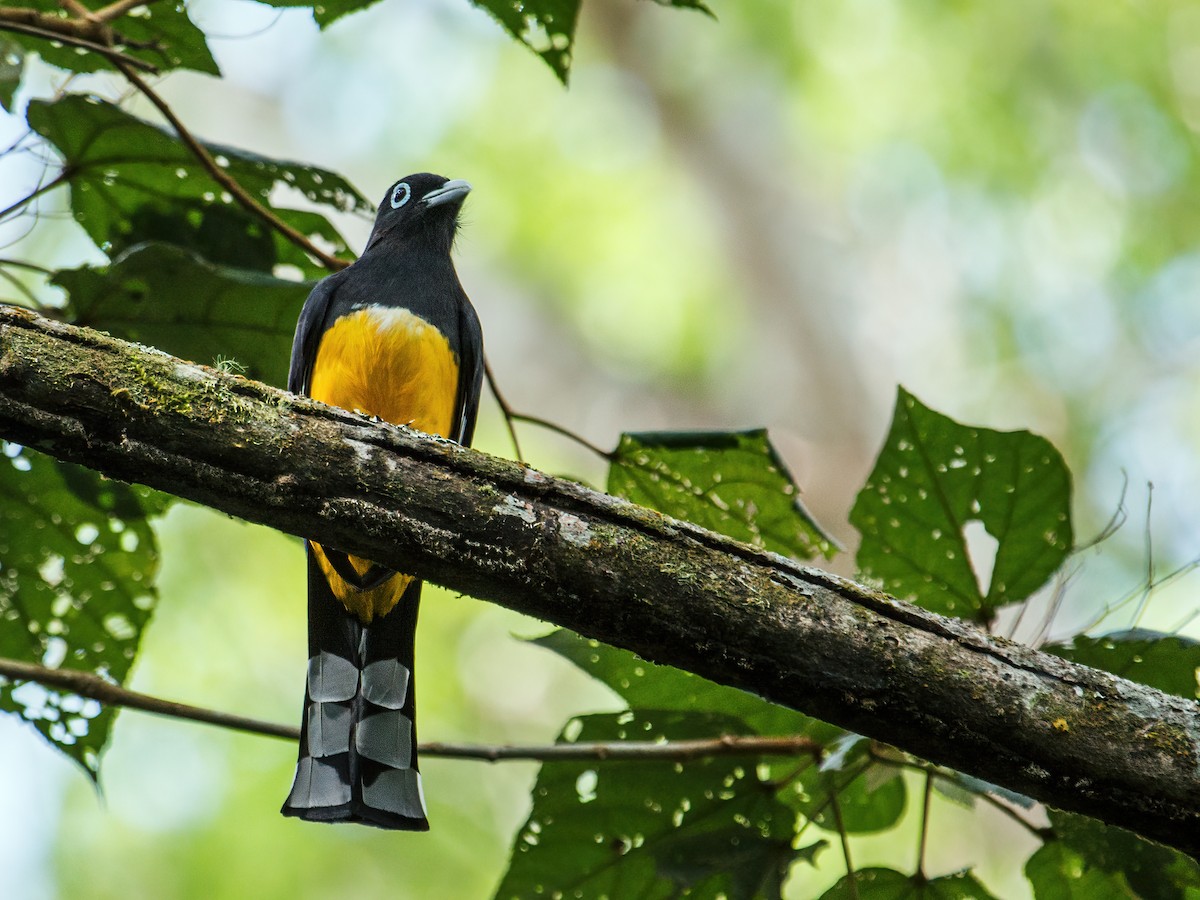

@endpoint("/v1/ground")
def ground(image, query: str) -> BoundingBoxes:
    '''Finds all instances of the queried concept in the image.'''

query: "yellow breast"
[308,306,460,622]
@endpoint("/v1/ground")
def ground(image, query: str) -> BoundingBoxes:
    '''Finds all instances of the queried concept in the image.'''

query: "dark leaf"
[642,0,716,17]
[533,629,833,738]
[1045,630,1200,700]
[26,95,369,276]
[5,0,217,76]
[822,868,999,899]
[1041,810,1200,900]
[609,430,837,563]
[850,387,1072,623]
[55,242,311,389]
[0,444,162,778]
[254,0,580,82]
[469,0,580,84]
[494,710,798,900]
[0,38,22,112]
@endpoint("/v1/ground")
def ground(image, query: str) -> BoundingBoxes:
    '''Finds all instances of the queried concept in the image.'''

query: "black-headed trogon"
[281,174,483,830]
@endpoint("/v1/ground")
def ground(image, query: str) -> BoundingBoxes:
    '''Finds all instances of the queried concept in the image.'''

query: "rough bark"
[1,305,1198,855]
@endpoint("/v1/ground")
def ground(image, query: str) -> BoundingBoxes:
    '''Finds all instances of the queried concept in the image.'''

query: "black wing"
[453,296,485,447]
[288,276,339,396]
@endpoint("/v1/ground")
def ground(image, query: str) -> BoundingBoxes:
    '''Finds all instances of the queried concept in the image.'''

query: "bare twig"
[0,656,824,762]
[0,19,160,72]
[484,356,524,462]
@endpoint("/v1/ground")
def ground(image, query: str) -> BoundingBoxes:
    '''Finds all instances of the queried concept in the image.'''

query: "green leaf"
[1045,630,1200,699]
[0,39,22,113]
[608,430,837,563]
[0,444,163,779]
[822,869,999,899]
[26,95,370,276]
[253,0,580,82]
[6,0,218,76]
[1040,811,1200,900]
[1024,841,1136,899]
[469,0,580,84]
[850,387,1072,623]
[534,629,832,738]
[54,242,311,389]
[494,710,799,900]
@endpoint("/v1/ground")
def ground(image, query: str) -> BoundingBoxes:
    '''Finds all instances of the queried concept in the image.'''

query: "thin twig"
[0,257,55,276]
[511,410,615,461]
[916,769,933,880]
[827,776,859,900]
[0,173,68,223]
[93,0,164,24]
[0,656,825,763]
[484,355,524,462]
[112,62,347,271]
[0,20,160,72]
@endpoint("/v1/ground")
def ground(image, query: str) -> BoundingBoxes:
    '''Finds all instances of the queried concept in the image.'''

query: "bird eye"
[390,182,411,209]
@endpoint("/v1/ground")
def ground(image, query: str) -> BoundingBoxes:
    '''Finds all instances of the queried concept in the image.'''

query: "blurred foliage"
[1,0,1200,898]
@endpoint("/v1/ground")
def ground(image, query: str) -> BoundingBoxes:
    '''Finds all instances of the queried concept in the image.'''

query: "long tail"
[281,546,429,830]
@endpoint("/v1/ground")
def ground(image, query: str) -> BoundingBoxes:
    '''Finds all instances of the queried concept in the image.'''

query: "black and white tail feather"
[281,551,429,830]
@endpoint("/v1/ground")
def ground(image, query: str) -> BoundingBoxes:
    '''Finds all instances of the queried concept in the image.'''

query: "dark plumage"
[281,174,483,830]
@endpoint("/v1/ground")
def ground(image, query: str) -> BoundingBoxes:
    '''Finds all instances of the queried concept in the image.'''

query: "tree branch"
[0,656,822,762]
[111,64,347,272]
[1,304,1199,855]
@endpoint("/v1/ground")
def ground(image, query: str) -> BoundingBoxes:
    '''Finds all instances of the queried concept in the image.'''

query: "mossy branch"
[1,304,1199,855]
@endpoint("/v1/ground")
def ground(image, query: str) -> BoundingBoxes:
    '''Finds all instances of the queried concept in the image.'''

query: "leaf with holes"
[494,710,799,900]
[534,629,835,738]
[253,0,581,82]
[850,388,1072,623]
[1045,630,1200,700]
[5,0,217,76]
[821,868,999,899]
[0,444,164,779]
[785,762,908,835]
[26,95,370,276]
[608,430,837,563]
[56,242,312,389]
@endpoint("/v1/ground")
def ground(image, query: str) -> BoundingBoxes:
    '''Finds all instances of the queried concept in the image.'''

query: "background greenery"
[2,0,1200,897]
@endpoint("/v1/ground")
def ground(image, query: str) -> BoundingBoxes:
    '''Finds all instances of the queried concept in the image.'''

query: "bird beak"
[422,180,472,208]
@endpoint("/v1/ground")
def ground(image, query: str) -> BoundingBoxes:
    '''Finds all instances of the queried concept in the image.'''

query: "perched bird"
[281,174,483,830]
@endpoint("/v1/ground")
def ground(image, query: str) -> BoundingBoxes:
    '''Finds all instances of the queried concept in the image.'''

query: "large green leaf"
[0,444,166,778]
[26,95,370,277]
[494,710,799,900]
[822,869,999,899]
[1045,630,1200,700]
[1039,811,1200,900]
[534,629,829,738]
[55,242,311,389]
[5,0,217,76]
[850,388,1072,623]
[608,430,837,563]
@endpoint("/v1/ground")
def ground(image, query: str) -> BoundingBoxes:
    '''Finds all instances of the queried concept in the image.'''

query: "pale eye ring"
[390,182,411,209]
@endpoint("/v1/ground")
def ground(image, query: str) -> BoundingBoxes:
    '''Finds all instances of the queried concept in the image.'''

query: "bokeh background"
[2,0,1199,896]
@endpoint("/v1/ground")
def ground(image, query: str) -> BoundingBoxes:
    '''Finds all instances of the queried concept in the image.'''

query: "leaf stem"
[827,777,859,900]
[916,769,933,880]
